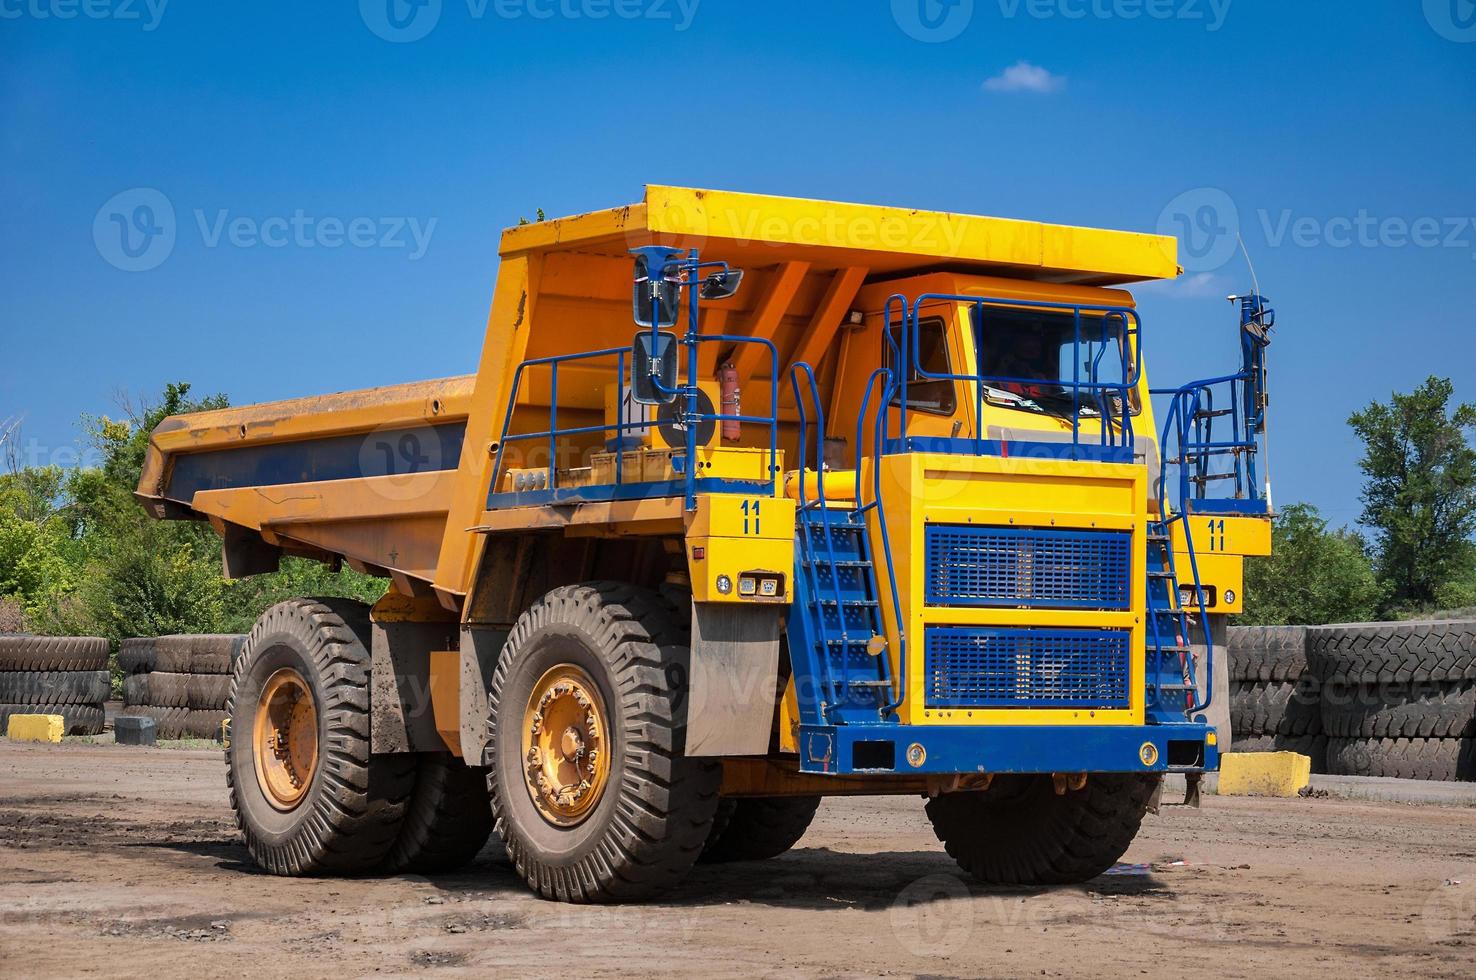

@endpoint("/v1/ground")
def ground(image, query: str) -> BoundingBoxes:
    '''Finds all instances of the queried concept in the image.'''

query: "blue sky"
[2,0,1473,528]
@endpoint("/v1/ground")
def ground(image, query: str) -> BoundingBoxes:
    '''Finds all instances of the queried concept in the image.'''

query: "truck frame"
[137,186,1274,901]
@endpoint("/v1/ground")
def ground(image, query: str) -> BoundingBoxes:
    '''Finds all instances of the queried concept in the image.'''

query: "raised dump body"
[138,186,1275,902]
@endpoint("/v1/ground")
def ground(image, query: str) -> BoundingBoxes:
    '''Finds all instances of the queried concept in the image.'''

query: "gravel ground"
[1,739,1474,978]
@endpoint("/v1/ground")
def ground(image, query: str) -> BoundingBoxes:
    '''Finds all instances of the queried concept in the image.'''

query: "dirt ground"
[1,742,1474,979]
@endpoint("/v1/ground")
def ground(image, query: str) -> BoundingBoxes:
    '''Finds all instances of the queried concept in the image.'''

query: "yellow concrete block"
[1218,751,1312,797]
[6,714,65,744]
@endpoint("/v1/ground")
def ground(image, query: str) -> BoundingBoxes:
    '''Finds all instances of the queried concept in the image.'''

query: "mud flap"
[686,602,782,756]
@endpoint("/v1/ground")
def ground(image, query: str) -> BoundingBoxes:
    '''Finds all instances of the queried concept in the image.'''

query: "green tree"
[1240,503,1383,625]
[1348,376,1476,613]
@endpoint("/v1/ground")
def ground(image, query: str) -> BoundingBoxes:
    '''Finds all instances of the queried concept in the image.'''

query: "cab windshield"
[971,306,1138,419]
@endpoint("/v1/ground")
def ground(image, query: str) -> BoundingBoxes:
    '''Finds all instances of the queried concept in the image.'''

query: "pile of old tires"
[1307,621,1476,781]
[0,634,109,736]
[120,634,245,740]
[1227,625,1326,771]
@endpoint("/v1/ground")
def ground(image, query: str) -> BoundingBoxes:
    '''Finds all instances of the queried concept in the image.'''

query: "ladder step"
[1147,570,1176,579]
[816,598,878,609]
[822,638,871,647]
[1190,472,1237,483]
[803,559,872,569]
[847,680,892,688]
[1154,684,1197,692]
[1148,533,1171,544]
[1194,409,1234,419]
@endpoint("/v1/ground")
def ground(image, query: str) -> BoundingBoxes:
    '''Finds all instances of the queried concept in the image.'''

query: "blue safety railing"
[1146,295,1276,717]
[888,293,1143,457]
[487,252,784,511]
[789,361,907,721]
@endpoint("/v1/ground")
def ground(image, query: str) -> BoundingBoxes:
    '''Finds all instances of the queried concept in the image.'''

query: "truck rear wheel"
[384,754,495,874]
[925,773,1159,885]
[227,598,416,876]
[487,582,721,903]
[700,796,821,863]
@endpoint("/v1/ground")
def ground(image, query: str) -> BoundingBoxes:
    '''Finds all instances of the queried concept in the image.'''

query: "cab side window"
[885,318,956,415]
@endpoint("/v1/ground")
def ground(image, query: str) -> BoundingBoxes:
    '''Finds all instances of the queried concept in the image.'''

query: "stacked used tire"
[1226,625,1326,771]
[0,634,109,736]
[1308,620,1476,782]
[120,634,245,741]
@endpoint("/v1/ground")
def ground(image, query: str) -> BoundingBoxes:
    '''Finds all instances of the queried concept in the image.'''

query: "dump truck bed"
[137,185,1180,604]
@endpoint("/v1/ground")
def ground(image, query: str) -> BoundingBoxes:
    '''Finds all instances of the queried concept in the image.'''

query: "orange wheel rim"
[252,667,318,811]
[521,664,611,827]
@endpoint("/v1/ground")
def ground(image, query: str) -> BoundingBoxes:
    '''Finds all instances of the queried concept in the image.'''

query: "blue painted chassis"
[796,720,1218,776]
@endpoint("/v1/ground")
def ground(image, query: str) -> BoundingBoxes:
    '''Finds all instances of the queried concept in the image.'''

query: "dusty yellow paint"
[7,714,64,743]
[1218,751,1312,797]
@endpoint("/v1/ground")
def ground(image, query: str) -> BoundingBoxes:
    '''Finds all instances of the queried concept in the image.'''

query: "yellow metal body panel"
[1170,514,1271,615]
[867,452,1148,727]
[685,494,796,603]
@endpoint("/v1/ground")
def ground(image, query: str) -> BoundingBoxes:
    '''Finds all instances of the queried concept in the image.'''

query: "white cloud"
[1134,272,1230,299]
[982,61,1066,95]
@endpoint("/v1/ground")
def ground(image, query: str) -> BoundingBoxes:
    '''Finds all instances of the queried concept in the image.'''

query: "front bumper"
[797,721,1218,776]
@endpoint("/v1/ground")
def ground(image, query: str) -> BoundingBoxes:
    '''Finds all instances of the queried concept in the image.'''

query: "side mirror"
[633,253,681,328]
[631,331,679,405]
[699,269,744,301]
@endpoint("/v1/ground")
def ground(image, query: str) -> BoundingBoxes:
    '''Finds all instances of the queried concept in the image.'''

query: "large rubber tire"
[1321,682,1476,739]
[227,598,416,876]
[1325,736,1476,781]
[188,673,232,710]
[184,710,228,741]
[119,706,191,739]
[384,755,495,874]
[1226,732,1328,771]
[488,582,722,903]
[0,702,105,736]
[1229,679,1321,737]
[118,638,157,674]
[122,671,192,708]
[171,634,247,674]
[1227,626,1307,683]
[0,670,109,706]
[0,636,108,672]
[925,773,1160,885]
[700,796,822,863]
[1307,621,1476,685]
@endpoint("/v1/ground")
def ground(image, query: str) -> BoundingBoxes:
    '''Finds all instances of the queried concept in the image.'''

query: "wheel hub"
[522,665,610,827]
[253,667,319,811]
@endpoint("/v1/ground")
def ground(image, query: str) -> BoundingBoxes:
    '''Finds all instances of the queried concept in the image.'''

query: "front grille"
[925,525,1131,609]
[923,626,1132,709]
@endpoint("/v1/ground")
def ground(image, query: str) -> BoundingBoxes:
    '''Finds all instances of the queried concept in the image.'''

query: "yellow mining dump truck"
[137,186,1275,901]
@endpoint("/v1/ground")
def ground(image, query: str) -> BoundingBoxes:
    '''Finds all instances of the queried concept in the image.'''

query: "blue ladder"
[1144,517,1201,718]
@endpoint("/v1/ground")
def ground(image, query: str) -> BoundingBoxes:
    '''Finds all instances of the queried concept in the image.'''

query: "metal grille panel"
[923,626,1132,708]
[925,525,1131,609]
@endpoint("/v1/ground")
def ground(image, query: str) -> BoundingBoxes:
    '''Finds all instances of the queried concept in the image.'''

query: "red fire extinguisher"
[717,361,740,443]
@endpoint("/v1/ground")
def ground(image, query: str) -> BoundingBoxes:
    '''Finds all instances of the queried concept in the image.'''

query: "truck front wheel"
[487,582,721,903]
[227,598,416,876]
[925,773,1160,885]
